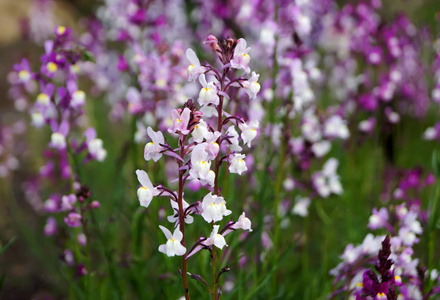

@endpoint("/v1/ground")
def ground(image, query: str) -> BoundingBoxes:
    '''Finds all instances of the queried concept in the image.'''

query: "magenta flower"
[64,212,82,228]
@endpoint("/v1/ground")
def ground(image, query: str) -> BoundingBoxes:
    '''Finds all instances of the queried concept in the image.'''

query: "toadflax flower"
[186,48,207,81]
[201,192,231,223]
[189,144,212,183]
[169,108,191,135]
[241,72,261,99]
[158,225,186,257]
[167,199,194,224]
[64,212,82,228]
[144,127,165,162]
[198,74,219,106]
[313,158,343,198]
[203,225,227,249]
[239,121,259,147]
[229,154,247,175]
[231,38,251,73]
[231,212,252,231]
[136,169,160,207]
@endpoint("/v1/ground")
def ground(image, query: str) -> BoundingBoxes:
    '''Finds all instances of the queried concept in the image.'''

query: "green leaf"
[81,50,96,64]
[0,236,16,256]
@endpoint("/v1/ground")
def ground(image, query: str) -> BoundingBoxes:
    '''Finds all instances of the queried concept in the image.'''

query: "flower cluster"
[331,169,440,299]
[135,36,258,299]
[8,26,106,274]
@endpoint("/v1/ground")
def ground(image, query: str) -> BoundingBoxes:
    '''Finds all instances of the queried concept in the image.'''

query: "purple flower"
[44,217,57,236]
[64,212,82,228]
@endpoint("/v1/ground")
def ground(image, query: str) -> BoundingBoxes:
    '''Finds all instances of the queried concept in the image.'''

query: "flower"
[203,225,227,249]
[198,74,219,106]
[186,48,207,81]
[44,217,57,236]
[144,127,165,162]
[136,169,160,207]
[189,144,212,183]
[231,212,252,231]
[167,199,194,224]
[312,158,343,198]
[50,132,66,150]
[291,197,311,217]
[229,154,247,175]
[241,72,260,99]
[238,121,258,147]
[192,119,209,143]
[84,128,107,161]
[87,139,107,161]
[201,193,231,223]
[64,212,82,227]
[158,225,186,257]
[169,108,191,135]
[231,38,251,73]
[324,115,349,139]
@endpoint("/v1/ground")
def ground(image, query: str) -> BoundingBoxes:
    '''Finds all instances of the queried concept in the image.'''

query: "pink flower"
[169,108,191,135]
[231,38,251,73]
[64,212,82,228]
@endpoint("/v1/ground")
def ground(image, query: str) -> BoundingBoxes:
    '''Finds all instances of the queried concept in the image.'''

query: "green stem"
[429,179,440,270]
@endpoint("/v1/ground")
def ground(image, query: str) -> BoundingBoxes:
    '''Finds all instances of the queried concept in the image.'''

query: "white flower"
[167,199,194,224]
[37,93,50,106]
[199,170,215,187]
[31,112,45,128]
[192,120,209,143]
[313,158,343,198]
[241,72,260,99]
[158,225,186,257]
[324,115,349,139]
[50,132,66,150]
[199,105,218,118]
[144,127,165,162]
[423,127,437,140]
[226,126,242,152]
[301,111,321,142]
[201,193,231,223]
[71,90,86,107]
[136,169,160,208]
[229,154,247,175]
[198,74,219,106]
[186,48,207,81]
[204,225,227,249]
[311,140,331,158]
[88,138,107,161]
[291,197,311,217]
[238,121,258,147]
[189,144,212,182]
[231,212,252,231]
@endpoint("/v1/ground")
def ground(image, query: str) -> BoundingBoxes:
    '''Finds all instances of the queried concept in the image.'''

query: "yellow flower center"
[18,70,30,81]
[57,26,66,35]
[47,62,58,73]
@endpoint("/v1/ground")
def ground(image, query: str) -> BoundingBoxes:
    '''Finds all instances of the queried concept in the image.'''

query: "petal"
[136,169,154,190]
[199,74,208,88]
[172,227,183,241]
[186,48,200,66]
[159,225,172,240]
[175,243,187,256]
[158,244,167,254]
